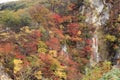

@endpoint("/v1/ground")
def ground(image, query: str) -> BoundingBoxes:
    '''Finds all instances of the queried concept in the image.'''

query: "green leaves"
[0,10,31,31]
[82,61,112,80]
[100,68,120,80]
[105,34,117,42]
[0,10,16,26]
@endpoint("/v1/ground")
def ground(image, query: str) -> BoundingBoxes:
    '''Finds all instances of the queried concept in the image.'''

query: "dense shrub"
[100,68,120,80]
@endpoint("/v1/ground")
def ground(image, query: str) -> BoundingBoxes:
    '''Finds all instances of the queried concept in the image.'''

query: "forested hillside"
[0,0,120,80]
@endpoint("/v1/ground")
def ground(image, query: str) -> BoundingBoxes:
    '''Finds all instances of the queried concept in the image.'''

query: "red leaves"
[86,39,92,45]
[39,53,56,78]
[46,37,60,51]
[15,53,25,59]
[51,13,63,23]
[23,41,38,53]
[84,46,92,51]
[0,2,94,80]
[67,23,80,36]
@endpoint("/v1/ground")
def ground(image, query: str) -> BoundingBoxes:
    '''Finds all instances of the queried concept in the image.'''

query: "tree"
[0,10,31,32]
[29,5,51,26]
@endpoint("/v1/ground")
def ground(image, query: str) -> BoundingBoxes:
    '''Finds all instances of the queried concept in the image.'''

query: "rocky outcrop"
[83,0,111,65]
[0,63,12,80]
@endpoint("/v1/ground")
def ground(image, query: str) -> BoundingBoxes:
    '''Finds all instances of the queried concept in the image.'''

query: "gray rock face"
[0,63,12,80]
[84,0,111,65]
[85,0,111,26]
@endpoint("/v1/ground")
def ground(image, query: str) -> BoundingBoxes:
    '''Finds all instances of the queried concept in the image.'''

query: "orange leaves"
[0,48,3,52]
[0,42,14,54]
[50,27,65,39]
[4,43,13,53]
[62,16,72,22]
[46,37,60,51]
[70,37,82,42]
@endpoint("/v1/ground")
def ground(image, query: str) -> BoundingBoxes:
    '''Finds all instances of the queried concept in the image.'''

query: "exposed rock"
[84,0,111,65]
[0,63,12,80]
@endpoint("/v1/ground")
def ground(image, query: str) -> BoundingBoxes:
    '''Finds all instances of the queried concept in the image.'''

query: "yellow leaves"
[39,26,46,33]
[49,50,57,57]
[14,9,26,20]
[14,9,25,16]
[38,41,47,48]
[15,34,20,39]
[0,33,9,36]
[13,59,23,74]
[38,48,47,53]
[54,67,66,79]
[47,54,66,79]
[38,41,47,53]
[50,57,61,67]
[77,30,82,35]
[101,61,111,73]
[26,55,43,67]
[20,26,31,33]
[34,71,42,79]
[118,14,120,22]
[65,35,71,39]
[105,34,116,42]
[14,59,22,65]
[60,25,64,29]
[49,31,54,38]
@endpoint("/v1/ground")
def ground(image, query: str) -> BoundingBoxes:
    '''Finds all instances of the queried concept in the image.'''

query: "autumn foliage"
[0,0,93,80]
